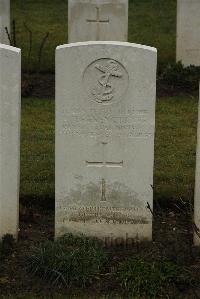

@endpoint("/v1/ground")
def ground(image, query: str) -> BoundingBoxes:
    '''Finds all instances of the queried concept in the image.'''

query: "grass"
[1,232,194,298]
[11,0,68,72]
[24,234,192,298]
[20,98,54,207]
[25,234,107,288]
[155,96,198,202]
[128,0,176,71]
[20,96,198,207]
[11,0,177,72]
[116,257,184,298]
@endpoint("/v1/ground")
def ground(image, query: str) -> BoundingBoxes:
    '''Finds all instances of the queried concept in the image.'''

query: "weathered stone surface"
[68,0,128,43]
[177,0,200,66]
[55,41,157,243]
[0,44,21,239]
[0,0,10,45]
[194,82,200,246]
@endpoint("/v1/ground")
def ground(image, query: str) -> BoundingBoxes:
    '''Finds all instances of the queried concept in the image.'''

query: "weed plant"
[25,234,107,288]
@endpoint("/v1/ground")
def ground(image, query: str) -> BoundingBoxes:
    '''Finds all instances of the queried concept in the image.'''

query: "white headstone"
[55,41,157,243]
[177,0,200,66]
[0,44,21,239]
[0,0,10,45]
[68,0,128,43]
[194,82,200,246]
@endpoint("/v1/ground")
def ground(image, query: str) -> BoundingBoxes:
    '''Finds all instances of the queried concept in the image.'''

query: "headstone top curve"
[0,43,21,53]
[56,41,157,53]
[70,0,128,3]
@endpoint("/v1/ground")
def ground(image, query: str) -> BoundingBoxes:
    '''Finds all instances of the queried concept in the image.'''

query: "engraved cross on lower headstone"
[86,6,109,40]
[86,142,123,202]
[86,160,123,168]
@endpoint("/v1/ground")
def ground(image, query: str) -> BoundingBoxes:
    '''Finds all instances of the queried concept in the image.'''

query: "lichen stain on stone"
[58,181,150,225]
[64,181,142,208]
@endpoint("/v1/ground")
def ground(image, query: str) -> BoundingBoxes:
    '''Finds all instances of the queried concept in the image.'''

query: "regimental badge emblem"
[83,58,129,105]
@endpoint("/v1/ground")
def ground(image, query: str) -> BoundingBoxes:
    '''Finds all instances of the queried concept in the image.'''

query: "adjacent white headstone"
[55,41,157,243]
[0,44,21,239]
[177,0,200,66]
[68,0,128,43]
[0,0,10,45]
[194,82,200,246]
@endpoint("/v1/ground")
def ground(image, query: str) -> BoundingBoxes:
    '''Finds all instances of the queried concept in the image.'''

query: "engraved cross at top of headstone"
[86,142,123,201]
[86,6,109,40]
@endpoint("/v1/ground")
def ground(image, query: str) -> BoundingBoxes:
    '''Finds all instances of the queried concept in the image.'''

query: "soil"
[0,200,200,298]
[22,73,199,99]
[22,73,55,99]
[157,80,199,98]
